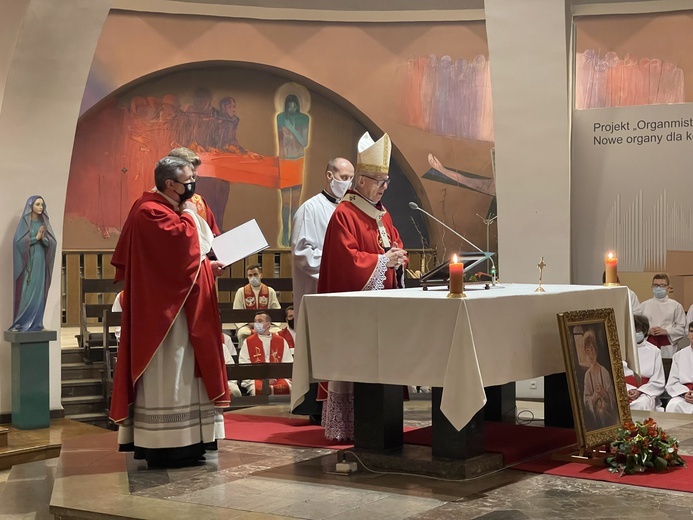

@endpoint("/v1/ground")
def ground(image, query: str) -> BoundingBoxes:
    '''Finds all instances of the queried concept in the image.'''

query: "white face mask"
[248,276,261,287]
[330,177,352,199]
[253,322,267,334]
[635,332,645,344]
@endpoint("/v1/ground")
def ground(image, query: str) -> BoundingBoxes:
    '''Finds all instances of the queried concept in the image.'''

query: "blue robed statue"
[10,195,57,332]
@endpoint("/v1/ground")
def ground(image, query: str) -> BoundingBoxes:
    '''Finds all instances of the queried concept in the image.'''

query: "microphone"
[409,201,497,284]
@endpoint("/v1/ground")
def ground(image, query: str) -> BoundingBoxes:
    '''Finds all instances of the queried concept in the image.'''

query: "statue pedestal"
[3,330,55,429]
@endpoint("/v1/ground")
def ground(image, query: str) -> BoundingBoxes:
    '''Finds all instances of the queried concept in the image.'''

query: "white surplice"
[629,288,642,316]
[640,296,686,358]
[623,340,665,411]
[290,191,338,314]
[118,207,224,449]
[238,333,293,395]
[222,333,241,398]
[666,346,693,413]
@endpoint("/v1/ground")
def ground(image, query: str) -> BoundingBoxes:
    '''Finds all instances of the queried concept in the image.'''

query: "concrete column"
[0,0,112,415]
[485,0,572,284]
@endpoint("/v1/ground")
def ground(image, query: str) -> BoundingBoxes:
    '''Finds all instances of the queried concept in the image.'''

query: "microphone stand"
[409,202,497,285]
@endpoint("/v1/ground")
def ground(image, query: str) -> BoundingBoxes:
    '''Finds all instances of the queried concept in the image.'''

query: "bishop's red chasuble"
[318,190,405,293]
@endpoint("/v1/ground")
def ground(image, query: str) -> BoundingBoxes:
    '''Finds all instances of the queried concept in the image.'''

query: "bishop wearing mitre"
[316,131,408,441]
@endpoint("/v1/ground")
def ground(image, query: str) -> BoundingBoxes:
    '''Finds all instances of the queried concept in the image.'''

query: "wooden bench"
[101,309,121,425]
[226,363,294,407]
[79,277,123,363]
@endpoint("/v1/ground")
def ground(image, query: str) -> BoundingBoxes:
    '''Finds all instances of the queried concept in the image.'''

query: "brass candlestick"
[535,257,546,293]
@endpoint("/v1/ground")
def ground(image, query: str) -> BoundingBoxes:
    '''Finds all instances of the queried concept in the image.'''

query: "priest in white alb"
[290,157,354,422]
[238,311,293,396]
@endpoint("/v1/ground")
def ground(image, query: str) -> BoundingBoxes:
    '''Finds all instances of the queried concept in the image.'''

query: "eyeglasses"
[361,174,391,187]
[652,284,668,289]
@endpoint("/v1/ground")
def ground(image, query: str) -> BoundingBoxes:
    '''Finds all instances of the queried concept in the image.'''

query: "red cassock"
[318,192,405,293]
[109,192,229,424]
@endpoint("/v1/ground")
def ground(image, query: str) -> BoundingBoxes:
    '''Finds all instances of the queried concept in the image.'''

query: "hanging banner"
[572,103,693,284]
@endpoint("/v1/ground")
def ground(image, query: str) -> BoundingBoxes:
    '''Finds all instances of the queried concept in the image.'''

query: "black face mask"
[287,319,294,329]
[173,179,196,201]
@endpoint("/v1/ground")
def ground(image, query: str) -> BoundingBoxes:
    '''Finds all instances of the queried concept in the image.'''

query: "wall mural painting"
[576,50,685,110]
[397,54,494,142]
[275,83,311,247]
[394,53,497,273]
[66,77,316,249]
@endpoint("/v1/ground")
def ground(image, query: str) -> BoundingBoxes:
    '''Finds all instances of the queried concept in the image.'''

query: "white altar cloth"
[290,284,635,431]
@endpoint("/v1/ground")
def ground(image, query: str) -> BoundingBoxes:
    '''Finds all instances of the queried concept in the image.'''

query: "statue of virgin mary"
[10,195,57,332]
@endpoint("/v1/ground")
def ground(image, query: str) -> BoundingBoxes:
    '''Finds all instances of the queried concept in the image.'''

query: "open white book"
[211,219,269,267]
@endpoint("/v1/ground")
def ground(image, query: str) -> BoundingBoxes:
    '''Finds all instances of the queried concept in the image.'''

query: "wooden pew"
[79,277,123,363]
[102,309,121,427]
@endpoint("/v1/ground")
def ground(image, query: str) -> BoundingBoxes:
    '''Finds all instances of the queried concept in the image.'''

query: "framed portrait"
[557,308,631,449]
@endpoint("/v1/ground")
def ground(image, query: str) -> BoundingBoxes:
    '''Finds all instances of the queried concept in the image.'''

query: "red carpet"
[224,414,576,465]
[401,423,577,465]
[224,413,356,449]
[225,414,692,491]
[513,454,692,492]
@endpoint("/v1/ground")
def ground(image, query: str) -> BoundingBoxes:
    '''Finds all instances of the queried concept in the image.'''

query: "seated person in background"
[640,273,686,358]
[601,272,642,315]
[686,305,693,345]
[665,322,693,413]
[233,264,282,347]
[221,332,242,398]
[622,314,665,411]
[277,306,295,354]
[112,290,123,345]
[238,311,293,396]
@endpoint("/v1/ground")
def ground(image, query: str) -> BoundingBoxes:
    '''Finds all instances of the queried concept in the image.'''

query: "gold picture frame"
[557,308,631,449]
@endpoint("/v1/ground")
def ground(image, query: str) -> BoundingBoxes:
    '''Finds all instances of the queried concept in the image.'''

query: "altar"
[290,283,636,469]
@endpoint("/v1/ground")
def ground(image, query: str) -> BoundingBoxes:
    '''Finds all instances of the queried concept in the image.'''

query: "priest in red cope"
[317,132,407,441]
[110,156,230,468]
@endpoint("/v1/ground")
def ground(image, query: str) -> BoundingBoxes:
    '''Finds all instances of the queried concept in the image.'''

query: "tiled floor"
[4,403,693,519]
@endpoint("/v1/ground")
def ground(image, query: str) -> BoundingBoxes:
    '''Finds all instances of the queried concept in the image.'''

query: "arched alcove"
[65,62,430,250]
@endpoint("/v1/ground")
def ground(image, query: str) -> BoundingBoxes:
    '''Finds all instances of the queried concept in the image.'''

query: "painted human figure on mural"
[185,87,218,148]
[10,196,57,332]
[276,91,310,247]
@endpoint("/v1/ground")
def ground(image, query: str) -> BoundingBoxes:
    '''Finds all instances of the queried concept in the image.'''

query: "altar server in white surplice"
[221,333,242,398]
[290,157,354,314]
[290,157,354,423]
[666,323,693,413]
[623,315,665,411]
[640,273,686,358]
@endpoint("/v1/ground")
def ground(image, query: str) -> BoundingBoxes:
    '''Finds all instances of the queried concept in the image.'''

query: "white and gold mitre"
[356,131,391,174]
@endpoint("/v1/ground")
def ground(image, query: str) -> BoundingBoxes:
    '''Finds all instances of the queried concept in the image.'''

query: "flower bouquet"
[606,418,686,475]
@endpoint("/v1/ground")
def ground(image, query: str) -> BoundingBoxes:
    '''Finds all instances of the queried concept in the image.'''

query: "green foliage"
[605,418,686,476]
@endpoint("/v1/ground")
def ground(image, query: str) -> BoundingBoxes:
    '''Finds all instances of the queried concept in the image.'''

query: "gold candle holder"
[603,282,620,287]
[447,290,466,298]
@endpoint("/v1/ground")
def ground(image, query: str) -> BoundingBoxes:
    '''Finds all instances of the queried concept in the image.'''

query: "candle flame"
[607,251,614,260]
[453,254,458,263]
